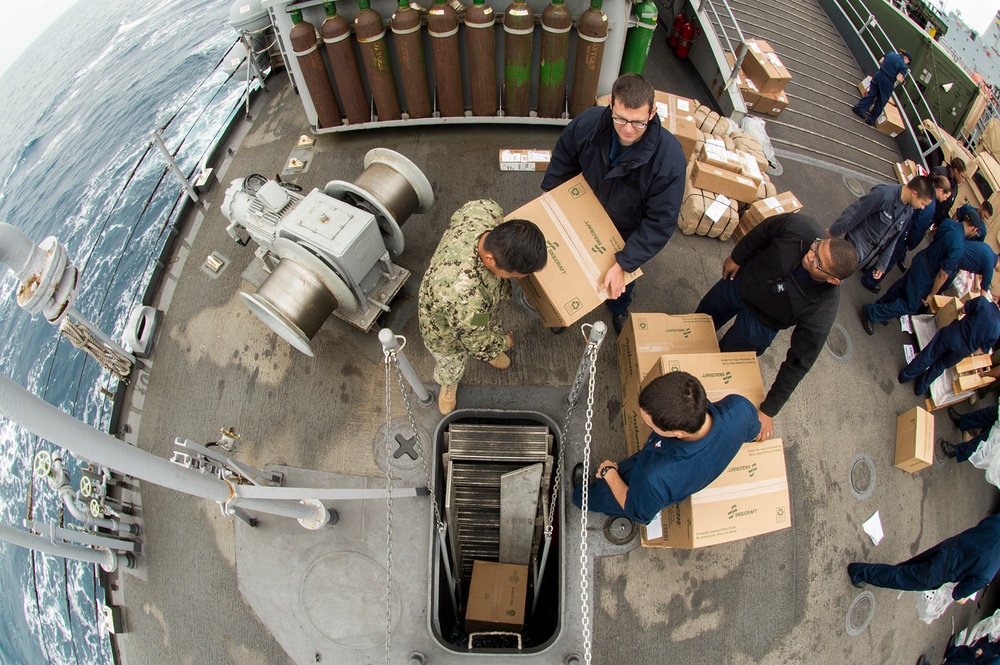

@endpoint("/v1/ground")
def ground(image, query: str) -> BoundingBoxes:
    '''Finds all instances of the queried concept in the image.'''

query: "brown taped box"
[654,92,702,160]
[895,406,934,472]
[699,140,743,173]
[893,159,923,184]
[753,89,789,117]
[512,175,641,327]
[617,313,721,403]
[732,192,803,242]
[465,561,528,633]
[641,438,791,548]
[724,52,763,110]
[877,102,905,137]
[741,39,792,94]
[499,148,551,172]
[690,160,759,203]
[935,297,963,328]
[622,352,766,454]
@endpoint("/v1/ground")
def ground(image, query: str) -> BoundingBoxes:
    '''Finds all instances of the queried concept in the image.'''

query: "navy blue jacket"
[829,183,912,272]
[877,51,909,83]
[922,218,965,278]
[933,164,959,223]
[935,514,1000,599]
[908,199,937,251]
[960,241,998,289]
[541,105,687,272]
[957,297,1000,355]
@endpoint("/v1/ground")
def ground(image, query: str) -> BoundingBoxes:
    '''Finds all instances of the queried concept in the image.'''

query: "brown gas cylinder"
[288,7,342,128]
[427,0,465,117]
[568,0,608,117]
[391,0,433,118]
[537,0,572,118]
[354,0,402,121]
[503,0,534,117]
[464,0,497,117]
[321,2,369,125]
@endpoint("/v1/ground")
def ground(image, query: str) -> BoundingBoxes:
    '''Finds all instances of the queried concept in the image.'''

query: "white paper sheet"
[900,316,913,333]
[863,510,884,546]
[645,511,663,540]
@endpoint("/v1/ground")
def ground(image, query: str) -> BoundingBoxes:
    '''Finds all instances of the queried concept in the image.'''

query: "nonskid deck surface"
[113,18,998,665]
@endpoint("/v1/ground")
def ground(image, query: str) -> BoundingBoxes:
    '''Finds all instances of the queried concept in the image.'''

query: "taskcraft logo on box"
[664,327,692,338]
[702,371,733,384]
[728,504,759,520]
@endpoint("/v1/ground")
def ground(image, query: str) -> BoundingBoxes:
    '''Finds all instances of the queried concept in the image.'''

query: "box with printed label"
[753,89,789,117]
[617,313,721,403]
[640,438,791,548]
[877,102,906,137]
[725,52,762,110]
[733,192,803,242]
[699,140,743,173]
[499,148,552,172]
[690,160,759,203]
[622,352,766,454]
[741,39,792,94]
[465,560,529,632]
[894,406,934,473]
[654,91,702,160]
[512,175,641,327]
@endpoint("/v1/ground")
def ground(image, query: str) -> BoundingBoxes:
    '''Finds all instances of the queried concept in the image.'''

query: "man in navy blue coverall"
[960,241,998,293]
[573,372,760,524]
[848,514,1000,602]
[541,73,686,334]
[853,50,910,126]
[897,295,1000,395]
[862,216,979,334]
[941,404,1000,463]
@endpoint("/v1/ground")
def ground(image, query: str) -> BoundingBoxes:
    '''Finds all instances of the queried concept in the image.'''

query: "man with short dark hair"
[542,73,686,334]
[830,175,933,293]
[573,372,761,524]
[853,49,911,126]
[696,213,858,439]
[880,175,952,280]
[419,200,547,414]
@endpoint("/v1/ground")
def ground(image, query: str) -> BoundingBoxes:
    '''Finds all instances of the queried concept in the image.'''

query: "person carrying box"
[853,50,911,127]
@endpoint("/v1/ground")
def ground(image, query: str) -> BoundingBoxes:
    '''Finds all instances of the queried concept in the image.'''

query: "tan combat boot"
[488,351,510,370]
[438,383,458,415]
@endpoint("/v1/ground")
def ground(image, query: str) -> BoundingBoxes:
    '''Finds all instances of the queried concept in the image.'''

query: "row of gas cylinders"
[288,0,657,128]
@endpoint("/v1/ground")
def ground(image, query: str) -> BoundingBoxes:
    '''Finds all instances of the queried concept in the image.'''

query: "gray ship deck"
[110,8,999,665]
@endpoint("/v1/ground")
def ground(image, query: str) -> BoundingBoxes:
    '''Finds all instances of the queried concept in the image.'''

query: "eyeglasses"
[810,239,837,278]
[611,116,649,130]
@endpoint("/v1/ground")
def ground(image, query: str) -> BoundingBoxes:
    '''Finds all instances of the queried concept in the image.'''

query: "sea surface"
[0,1,249,662]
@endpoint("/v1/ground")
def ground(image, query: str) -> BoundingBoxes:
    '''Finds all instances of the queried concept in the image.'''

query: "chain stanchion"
[383,352,395,665]
[578,340,599,665]
[379,328,434,407]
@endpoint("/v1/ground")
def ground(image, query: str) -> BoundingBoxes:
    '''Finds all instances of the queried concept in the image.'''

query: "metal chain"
[382,353,395,665]
[578,344,598,665]
[546,326,595,538]
[388,342,445,532]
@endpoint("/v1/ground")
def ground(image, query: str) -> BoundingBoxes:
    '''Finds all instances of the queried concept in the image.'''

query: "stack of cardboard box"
[727,40,792,117]
[731,191,804,243]
[616,313,792,548]
[857,77,906,137]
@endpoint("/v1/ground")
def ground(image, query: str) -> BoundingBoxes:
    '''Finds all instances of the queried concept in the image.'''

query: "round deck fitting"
[845,590,876,636]
[825,322,853,363]
[848,453,876,501]
[604,516,637,545]
[374,418,431,474]
[844,175,867,198]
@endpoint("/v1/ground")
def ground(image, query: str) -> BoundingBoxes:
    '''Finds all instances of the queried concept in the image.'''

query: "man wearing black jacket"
[696,213,858,438]
[541,73,686,334]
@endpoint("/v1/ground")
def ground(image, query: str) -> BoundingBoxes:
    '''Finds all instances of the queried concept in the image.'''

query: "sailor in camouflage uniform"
[419,199,547,414]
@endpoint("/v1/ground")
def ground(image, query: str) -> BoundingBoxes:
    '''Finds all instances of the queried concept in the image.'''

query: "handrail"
[694,0,748,86]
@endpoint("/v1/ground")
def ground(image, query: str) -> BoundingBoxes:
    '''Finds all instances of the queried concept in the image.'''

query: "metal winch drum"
[221,148,433,356]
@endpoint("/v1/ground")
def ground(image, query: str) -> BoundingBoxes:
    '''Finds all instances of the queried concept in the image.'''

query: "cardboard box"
[935,297,963,328]
[741,39,792,94]
[928,294,953,313]
[617,313,721,402]
[725,52,762,110]
[893,159,925,185]
[622,352,766,454]
[754,89,789,117]
[654,92,702,160]
[499,148,551,172]
[733,192,803,242]
[465,560,528,633]
[735,150,764,186]
[690,160,759,203]
[858,76,871,96]
[894,406,934,472]
[699,140,743,173]
[877,103,906,137]
[641,438,791,548]
[512,175,641,327]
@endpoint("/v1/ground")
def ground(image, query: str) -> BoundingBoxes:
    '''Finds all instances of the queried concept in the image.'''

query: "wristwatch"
[599,465,614,479]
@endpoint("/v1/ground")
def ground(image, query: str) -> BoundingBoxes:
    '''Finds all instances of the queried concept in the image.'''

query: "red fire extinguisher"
[668,12,686,48]
[676,19,699,58]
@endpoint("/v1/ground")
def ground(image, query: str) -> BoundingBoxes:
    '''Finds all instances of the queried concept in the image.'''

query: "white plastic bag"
[963,608,1000,646]
[969,420,1000,489]
[915,583,957,623]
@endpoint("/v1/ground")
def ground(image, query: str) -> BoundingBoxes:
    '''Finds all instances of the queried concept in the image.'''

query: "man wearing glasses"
[829,175,933,294]
[696,213,858,439]
[541,73,686,334]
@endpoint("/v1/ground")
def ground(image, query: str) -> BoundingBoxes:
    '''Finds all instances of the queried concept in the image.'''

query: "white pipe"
[0,521,119,572]
[0,222,44,282]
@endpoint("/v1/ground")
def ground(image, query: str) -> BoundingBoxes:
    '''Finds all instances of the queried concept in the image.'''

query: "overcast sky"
[0,0,996,79]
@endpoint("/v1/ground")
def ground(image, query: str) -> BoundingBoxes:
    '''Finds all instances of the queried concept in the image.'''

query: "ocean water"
[0,1,249,663]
